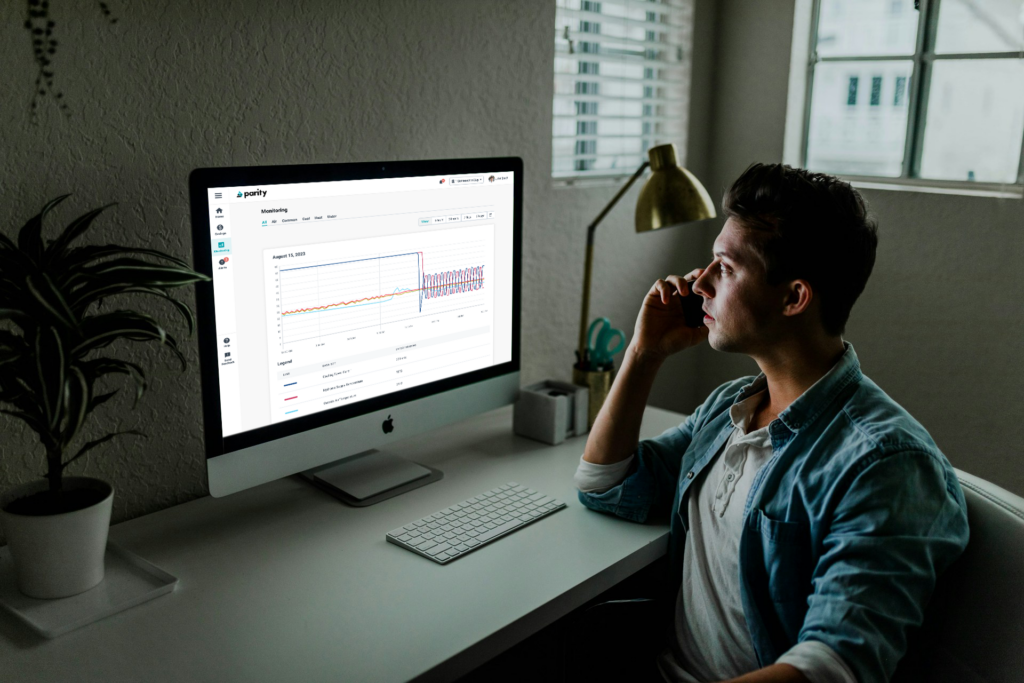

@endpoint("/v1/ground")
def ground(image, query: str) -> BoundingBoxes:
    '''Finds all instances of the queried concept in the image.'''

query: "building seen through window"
[804,0,1024,184]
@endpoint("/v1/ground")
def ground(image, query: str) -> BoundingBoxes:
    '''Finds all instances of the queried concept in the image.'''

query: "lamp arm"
[577,161,650,363]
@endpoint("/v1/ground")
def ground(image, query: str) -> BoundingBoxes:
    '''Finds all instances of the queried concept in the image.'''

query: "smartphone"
[680,280,705,328]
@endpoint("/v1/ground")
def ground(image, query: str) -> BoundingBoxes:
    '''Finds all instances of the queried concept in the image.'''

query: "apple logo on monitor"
[382,415,394,434]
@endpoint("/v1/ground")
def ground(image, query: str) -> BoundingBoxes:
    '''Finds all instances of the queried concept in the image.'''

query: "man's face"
[693,218,785,354]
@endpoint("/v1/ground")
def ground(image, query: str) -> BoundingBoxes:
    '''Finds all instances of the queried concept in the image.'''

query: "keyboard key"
[417,540,437,552]
[426,543,452,556]
[436,552,451,561]
[477,520,522,542]
[465,538,480,547]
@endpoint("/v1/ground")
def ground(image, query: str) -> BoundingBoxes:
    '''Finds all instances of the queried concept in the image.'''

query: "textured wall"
[696,0,1024,496]
[0,0,713,537]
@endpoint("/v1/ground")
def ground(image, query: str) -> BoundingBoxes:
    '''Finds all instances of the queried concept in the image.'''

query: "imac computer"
[188,157,522,505]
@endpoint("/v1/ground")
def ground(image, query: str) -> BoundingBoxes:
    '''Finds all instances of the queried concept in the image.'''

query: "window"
[800,0,1024,186]
[552,0,695,179]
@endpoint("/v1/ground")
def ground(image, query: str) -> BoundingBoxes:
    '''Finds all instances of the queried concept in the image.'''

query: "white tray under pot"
[0,541,178,639]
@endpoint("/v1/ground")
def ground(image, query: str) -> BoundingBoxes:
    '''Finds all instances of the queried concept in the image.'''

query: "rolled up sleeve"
[776,640,856,683]
[798,450,969,683]
[577,411,698,524]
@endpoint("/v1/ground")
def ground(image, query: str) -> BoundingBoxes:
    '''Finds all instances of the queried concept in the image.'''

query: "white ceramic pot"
[0,477,113,599]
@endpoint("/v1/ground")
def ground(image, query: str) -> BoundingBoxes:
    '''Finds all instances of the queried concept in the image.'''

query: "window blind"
[552,0,695,179]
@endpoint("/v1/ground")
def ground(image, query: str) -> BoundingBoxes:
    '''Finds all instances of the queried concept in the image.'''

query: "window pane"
[816,0,919,57]
[934,0,1024,54]
[806,60,914,177]
[918,59,1024,183]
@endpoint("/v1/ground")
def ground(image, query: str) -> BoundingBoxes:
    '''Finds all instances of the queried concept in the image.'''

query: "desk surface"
[0,405,683,683]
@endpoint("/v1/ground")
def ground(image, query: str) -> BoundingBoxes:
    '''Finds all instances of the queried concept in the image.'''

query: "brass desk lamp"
[572,143,716,424]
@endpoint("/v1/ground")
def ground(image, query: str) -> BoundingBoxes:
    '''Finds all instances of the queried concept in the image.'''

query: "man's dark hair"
[722,163,878,336]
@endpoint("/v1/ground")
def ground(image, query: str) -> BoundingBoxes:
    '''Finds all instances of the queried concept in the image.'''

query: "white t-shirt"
[574,391,856,683]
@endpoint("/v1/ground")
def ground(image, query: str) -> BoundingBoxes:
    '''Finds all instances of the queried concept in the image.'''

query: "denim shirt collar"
[733,341,863,435]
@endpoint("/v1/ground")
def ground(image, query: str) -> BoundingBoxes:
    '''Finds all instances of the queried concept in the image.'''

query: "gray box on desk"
[513,381,589,445]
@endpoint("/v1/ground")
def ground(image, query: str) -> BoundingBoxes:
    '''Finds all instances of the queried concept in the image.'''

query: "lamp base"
[572,364,613,430]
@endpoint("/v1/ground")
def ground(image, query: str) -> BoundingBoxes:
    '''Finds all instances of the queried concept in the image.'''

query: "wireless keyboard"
[386,483,566,564]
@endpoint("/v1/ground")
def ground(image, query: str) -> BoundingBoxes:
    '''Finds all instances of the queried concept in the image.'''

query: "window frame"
[798,0,1024,192]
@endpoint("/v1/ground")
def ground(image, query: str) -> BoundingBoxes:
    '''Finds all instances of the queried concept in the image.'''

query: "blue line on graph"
[285,410,297,414]
[284,382,296,387]
[280,252,421,272]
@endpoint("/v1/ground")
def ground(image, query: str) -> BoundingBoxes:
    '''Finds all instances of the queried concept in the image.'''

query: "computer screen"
[189,158,522,497]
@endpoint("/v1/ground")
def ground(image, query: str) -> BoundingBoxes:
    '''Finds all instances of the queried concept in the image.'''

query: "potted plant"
[0,195,208,599]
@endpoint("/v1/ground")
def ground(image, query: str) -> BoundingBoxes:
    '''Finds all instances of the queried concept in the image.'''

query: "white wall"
[0,0,712,532]
[8,0,1013,536]
[695,0,1024,496]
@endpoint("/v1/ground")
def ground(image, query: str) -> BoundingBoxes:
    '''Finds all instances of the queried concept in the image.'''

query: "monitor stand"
[298,450,443,507]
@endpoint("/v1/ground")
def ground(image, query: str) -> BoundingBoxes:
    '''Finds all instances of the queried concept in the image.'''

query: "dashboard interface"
[202,170,516,439]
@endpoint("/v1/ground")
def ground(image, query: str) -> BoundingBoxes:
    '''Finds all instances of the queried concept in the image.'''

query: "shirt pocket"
[757,509,813,603]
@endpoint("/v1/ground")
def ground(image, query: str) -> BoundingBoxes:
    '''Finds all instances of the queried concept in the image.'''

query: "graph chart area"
[263,225,495,423]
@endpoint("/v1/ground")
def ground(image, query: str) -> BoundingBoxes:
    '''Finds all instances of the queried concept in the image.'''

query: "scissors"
[587,317,625,369]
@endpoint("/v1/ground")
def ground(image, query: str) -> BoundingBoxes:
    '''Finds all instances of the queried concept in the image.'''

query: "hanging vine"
[23,0,118,123]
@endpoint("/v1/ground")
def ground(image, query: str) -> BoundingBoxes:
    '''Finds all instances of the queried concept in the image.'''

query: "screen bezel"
[189,157,523,459]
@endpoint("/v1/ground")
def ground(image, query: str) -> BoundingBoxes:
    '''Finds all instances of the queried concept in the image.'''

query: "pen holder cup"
[572,365,612,430]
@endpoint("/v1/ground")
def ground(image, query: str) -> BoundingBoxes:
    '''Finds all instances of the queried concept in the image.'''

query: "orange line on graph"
[281,279,484,317]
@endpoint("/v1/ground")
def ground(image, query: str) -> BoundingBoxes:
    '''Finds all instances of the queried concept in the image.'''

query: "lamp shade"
[635,143,716,233]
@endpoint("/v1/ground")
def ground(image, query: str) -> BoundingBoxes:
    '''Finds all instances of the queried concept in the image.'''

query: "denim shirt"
[578,343,969,683]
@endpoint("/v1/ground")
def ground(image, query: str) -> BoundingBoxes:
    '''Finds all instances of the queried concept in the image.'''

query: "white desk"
[0,405,682,682]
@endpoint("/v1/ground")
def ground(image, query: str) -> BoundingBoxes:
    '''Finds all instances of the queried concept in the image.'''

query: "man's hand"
[582,271,709,465]
[632,270,709,361]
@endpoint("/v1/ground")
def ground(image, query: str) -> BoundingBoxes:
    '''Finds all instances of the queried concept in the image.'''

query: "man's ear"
[781,279,813,318]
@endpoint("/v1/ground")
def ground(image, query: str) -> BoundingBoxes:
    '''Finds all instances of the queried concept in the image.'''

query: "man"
[575,164,969,683]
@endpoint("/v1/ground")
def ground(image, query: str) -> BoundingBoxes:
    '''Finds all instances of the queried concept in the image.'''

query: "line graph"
[273,234,491,344]
[280,259,484,317]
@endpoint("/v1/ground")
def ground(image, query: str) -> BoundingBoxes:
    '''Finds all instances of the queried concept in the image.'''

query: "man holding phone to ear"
[575,164,969,683]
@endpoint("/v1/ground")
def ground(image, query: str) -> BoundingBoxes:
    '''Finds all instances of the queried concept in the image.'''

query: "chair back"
[915,470,1024,683]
